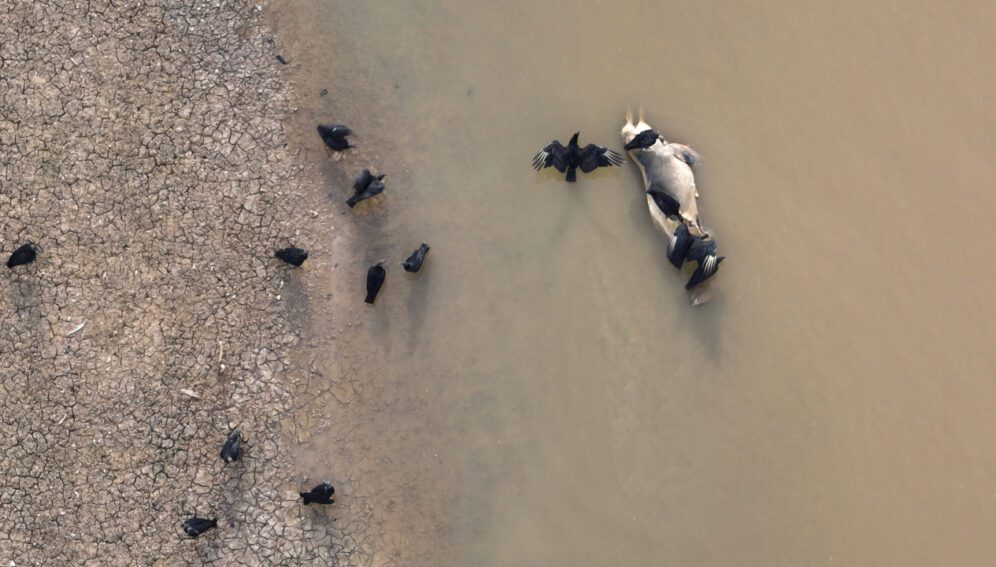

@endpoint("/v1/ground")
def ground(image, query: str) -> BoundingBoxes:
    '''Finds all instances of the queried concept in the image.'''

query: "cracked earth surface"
[0,1,381,564]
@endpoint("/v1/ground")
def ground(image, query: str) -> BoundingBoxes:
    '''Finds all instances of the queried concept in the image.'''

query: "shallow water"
[274,1,996,565]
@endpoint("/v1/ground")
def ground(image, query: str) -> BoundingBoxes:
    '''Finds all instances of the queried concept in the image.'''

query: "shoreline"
[263,1,450,564]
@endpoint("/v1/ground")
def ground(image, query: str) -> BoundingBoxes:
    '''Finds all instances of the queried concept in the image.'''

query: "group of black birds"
[181,122,433,535]
[622,128,724,291]
[533,130,722,292]
[4,241,337,541]
[273,122,431,305]
[180,429,338,538]
[4,122,719,541]
[315,125,387,209]
[3,122,430,541]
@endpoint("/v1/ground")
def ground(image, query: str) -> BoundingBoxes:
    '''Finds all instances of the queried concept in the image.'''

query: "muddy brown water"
[271,1,996,565]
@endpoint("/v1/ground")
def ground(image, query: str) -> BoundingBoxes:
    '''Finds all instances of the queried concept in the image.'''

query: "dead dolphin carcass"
[621,111,724,303]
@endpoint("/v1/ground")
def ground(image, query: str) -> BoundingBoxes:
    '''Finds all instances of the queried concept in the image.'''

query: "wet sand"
[262,6,449,565]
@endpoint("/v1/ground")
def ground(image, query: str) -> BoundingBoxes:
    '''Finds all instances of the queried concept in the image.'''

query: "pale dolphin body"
[622,111,717,304]
[620,111,706,238]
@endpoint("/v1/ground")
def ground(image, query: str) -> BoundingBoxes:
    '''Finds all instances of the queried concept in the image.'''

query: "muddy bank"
[0,1,380,564]
[262,1,454,565]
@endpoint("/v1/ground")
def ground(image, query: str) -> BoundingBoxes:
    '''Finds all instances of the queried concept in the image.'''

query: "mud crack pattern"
[0,1,372,564]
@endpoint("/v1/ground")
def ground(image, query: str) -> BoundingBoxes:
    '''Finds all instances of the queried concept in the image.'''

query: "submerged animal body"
[533,132,624,182]
[622,112,723,298]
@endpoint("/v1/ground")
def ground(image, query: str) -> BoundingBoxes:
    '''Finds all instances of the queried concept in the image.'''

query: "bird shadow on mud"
[403,264,433,355]
[6,276,46,375]
[367,275,392,356]
[279,268,311,332]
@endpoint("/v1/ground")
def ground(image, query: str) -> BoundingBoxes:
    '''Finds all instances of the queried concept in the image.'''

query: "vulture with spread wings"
[532,132,624,182]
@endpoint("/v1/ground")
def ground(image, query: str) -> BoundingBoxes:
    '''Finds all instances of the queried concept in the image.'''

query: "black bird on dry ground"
[532,132,624,182]
[684,237,725,290]
[365,261,386,304]
[300,481,335,505]
[6,243,39,269]
[347,169,386,208]
[219,429,242,464]
[275,247,308,267]
[400,243,430,273]
[317,124,352,151]
[182,517,217,538]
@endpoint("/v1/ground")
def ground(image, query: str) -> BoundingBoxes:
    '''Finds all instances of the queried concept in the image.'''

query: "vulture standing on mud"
[182,517,217,538]
[275,247,309,267]
[300,481,335,505]
[347,169,386,208]
[6,243,39,268]
[365,261,386,304]
[400,243,430,273]
[352,169,384,194]
[317,123,352,151]
[219,429,242,464]
[532,132,624,182]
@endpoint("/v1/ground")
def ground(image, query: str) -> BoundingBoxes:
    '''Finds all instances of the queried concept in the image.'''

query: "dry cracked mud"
[0,1,376,564]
